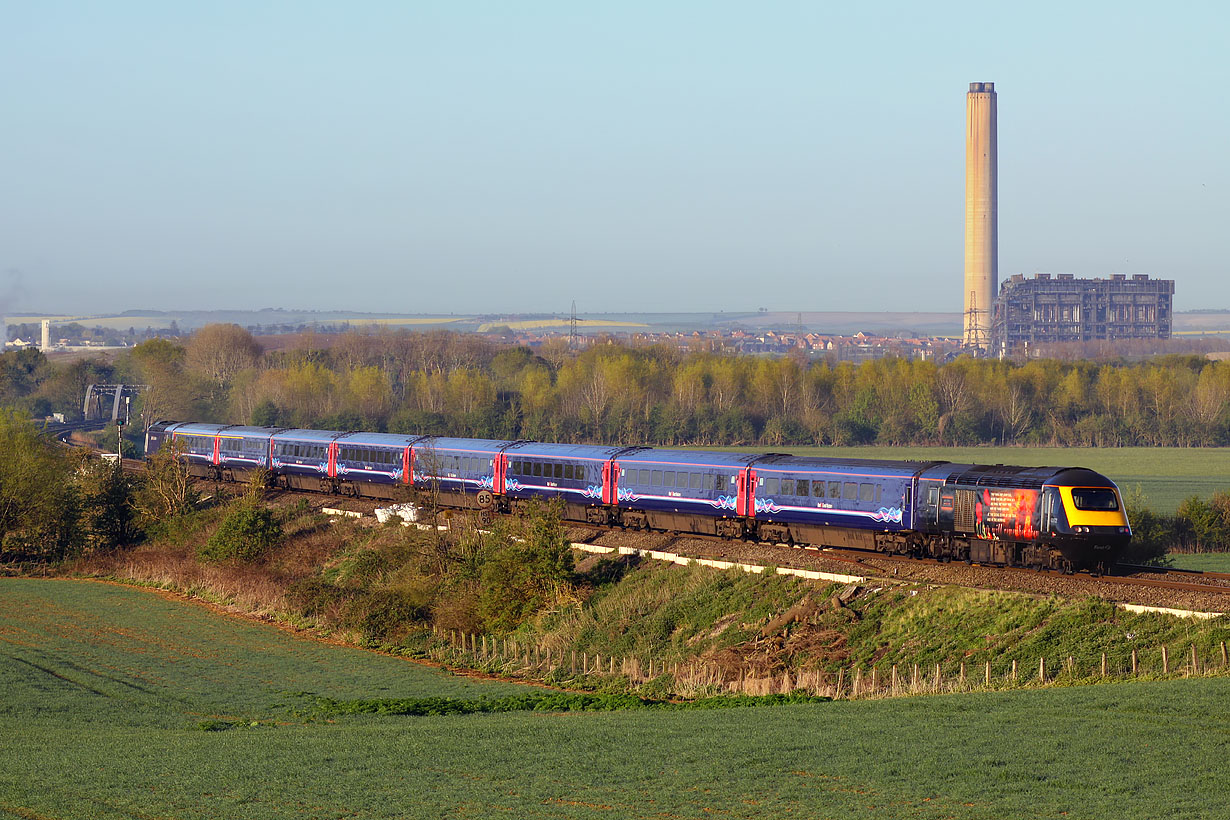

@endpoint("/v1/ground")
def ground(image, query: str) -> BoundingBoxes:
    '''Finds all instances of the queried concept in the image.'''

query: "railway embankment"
[59,488,1230,700]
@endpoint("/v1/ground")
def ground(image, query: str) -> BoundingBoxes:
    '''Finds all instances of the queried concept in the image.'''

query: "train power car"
[146,421,1131,571]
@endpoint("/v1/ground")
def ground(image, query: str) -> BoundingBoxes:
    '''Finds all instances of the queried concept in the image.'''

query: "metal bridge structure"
[83,384,148,424]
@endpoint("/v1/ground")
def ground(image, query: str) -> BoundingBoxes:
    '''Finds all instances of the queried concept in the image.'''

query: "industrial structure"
[992,273,1174,354]
[963,82,997,351]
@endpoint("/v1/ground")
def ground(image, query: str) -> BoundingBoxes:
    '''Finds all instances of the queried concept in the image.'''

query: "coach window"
[781,479,795,496]
[662,471,674,487]
[553,463,563,479]
[532,462,542,477]
[689,473,701,490]
[797,480,809,498]
[764,478,779,494]
[830,481,842,499]
[703,474,715,491]
[843,482,858,500]
[812,481,825,498]
[677,473,689,488]
[860,483,875,502]
[637,469,649,484]
[876,486,882,503]
[651,470,663,486]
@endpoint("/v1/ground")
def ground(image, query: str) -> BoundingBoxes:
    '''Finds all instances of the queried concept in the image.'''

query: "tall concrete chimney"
[963,81,997,351]
[41,319,51,352]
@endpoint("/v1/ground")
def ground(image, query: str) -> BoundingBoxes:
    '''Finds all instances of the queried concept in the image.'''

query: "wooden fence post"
[891,664,898,694]
[1039,657,1046,682]
[985,660,991,686]
[571,650,577,675]
[959,662,966,687]
[1162,646,1169,675]
[1191,644,1198,676]
[871,667,878,694]
[1101,653,1107,677]
[1011,659,1017,680]
[1131,648,1138,676]
[933,663,941,692]
[1221,641,1228,668]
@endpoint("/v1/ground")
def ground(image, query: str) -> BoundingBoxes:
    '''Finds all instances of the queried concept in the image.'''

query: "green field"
[1167,553,1230,572]
[3,578,1230,819]
[707,445,1230,513]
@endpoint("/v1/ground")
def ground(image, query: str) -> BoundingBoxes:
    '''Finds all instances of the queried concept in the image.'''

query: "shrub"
[476,501,575,632]
[284,577,353,619]
[343,588,429,642]
[198,502,282,564]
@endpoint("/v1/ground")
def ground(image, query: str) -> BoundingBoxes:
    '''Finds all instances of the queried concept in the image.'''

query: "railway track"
[565,522,1230,602]
[815,546,1230,597]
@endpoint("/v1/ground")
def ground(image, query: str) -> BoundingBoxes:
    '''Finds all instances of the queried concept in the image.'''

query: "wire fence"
[427,626,1230,700]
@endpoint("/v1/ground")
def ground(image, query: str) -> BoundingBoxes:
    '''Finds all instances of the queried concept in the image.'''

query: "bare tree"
[186,324,262,385]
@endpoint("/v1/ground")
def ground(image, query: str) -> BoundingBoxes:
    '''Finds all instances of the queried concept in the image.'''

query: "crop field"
[3,579,1229,819]
[1168,553,1230,572]
[709,445,1230,513]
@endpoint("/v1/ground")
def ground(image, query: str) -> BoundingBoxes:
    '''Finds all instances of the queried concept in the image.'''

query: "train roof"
[334,432,420,448]
[414,436,515,454]
[167,422,230,436]
[919,463,1114,488]
[614,449,764,469]
[751,454,947,477]
[216,426,279,438]
[505,442,636,461]
[270,428,346,443]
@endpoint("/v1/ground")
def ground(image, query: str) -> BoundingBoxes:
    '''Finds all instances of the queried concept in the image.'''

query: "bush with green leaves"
[197,501,282,564]
[476,500,575,632]
[0,409,80,562]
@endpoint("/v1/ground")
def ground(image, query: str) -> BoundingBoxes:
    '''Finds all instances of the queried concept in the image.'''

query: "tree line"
[5,324,1230,448]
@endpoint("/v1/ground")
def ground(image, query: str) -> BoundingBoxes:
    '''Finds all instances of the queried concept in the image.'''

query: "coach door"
[603,461,617,505]
[737,468,756,517]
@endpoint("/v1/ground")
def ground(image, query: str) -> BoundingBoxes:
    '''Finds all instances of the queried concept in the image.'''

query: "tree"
[186,324,262,385]
[0,409,79,562]
[476,501,576,631]
[133,439,198,524]
[74,455,139,552]
[198,500,282,564]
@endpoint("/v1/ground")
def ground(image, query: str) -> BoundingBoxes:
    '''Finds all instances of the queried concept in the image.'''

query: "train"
[145,421,1132,572]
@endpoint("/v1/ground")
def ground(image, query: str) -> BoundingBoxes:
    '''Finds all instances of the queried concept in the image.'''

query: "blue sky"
[2,1,1226,315]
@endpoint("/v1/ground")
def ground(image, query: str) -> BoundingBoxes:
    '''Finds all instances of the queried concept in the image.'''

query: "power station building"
[992,273,1175,354]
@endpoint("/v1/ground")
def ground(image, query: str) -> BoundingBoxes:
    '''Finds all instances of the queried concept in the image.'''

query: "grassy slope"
[2,578,1229,819]
[703,445,1230,513]
[535,562,1230,681]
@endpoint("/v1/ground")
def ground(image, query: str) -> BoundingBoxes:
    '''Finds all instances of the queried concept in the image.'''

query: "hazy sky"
[3,1,1227,316]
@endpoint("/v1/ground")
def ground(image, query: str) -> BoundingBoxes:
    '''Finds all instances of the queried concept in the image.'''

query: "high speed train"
[146,421,1132,571]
